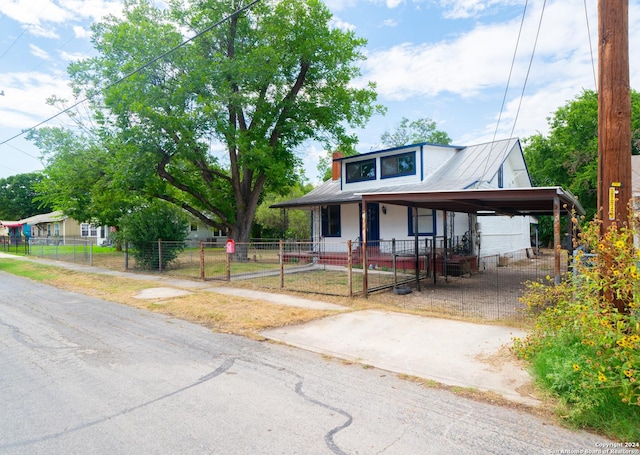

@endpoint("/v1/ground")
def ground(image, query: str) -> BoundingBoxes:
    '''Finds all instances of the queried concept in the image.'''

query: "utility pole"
[597,0,631,314]
[597,0,631,231]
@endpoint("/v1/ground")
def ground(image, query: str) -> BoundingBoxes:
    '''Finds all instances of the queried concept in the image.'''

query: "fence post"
[90,240,93,266]
[392,238,397,287]
[200,241,205,280]
[347,240,353,298]
[124,241,129,270]
[158,238,163,273]
[225,246,231,282]
[279,239,284,289]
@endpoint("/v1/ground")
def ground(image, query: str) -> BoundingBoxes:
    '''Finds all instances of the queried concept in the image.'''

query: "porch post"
[413,206,420,291]
[361,200,368,298]
[553,196,561,284]
[567,208,574,271]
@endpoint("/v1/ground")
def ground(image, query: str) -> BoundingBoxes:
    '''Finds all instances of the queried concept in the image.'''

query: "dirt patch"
[134,287,193,300]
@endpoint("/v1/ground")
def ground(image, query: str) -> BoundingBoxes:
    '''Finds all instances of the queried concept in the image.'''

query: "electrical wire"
[0,0,262,148]
[478,0,530,185]
[507,0,547,141]
[583,0,597,90]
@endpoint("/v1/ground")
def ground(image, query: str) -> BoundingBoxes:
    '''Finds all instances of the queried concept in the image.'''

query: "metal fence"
[18,236,568,322]
[0,236,29,255]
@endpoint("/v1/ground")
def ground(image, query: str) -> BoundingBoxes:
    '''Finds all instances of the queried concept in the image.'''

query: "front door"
[359,202,380,247]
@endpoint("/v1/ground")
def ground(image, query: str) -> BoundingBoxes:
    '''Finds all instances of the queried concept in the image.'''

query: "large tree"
[523,89,640,221]
[31,0,381,255]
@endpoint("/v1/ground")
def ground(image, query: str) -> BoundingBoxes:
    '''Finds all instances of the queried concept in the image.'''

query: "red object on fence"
[225,239,235,254]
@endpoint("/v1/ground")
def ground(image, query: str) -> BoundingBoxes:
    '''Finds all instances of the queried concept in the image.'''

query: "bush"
[119,201,189,270]
[513,214,640,440]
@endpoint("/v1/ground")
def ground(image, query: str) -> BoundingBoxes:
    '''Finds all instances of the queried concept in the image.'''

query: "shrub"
[513,214,640,440]
[119,201,189,270]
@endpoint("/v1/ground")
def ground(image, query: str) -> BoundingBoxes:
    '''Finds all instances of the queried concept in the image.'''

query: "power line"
[0,0,262,148]
[508,0,547,141]
[583,0,597,91]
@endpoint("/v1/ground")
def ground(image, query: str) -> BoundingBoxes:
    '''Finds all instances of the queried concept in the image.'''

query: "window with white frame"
[81,223,98,237]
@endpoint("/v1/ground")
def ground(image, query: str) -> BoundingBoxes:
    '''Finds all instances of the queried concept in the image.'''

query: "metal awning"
[359,187,584,216]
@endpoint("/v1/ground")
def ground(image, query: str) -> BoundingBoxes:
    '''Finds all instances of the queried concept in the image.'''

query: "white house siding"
[422,145,457,177]
[477,216,531,257]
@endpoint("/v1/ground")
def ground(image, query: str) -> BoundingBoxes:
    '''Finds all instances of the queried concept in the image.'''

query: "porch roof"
[359,186,585,217]
[274,185,584,217]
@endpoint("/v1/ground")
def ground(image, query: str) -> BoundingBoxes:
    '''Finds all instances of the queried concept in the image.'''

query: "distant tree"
[524,88,640,222]
[28,127,140,229]
[380,117,452,148]
[524,88,640,245]
[0,173,52,220]
[254,183,314,239]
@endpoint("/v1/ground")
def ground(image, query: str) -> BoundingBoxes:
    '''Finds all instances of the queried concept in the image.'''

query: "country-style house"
[273,138,582,277]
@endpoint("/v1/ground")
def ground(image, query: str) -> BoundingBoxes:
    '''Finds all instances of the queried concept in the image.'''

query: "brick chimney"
[331,151,343,181]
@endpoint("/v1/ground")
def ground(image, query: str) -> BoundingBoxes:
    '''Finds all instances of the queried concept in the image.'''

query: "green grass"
[0,260,60,281]
[529,332,640,441]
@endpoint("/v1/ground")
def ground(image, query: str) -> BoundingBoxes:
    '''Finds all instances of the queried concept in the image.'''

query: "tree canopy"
[0,172,52,220]
[29,0,381,247]
[380,117,452,148]
[523,89,640,221]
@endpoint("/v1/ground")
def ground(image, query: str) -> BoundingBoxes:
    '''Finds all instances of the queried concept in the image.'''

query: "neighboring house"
[273,138,581,269]
[185,218,227,244]
[2,211,110,245]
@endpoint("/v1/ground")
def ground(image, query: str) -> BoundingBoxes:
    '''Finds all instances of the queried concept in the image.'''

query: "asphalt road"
[0,272,614,454]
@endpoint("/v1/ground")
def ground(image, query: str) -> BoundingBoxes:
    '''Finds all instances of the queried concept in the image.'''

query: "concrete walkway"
[0,253,537,406]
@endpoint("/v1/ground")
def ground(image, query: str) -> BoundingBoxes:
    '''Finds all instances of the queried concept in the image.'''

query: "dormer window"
[345,159,376,183]
[381,151,416,178]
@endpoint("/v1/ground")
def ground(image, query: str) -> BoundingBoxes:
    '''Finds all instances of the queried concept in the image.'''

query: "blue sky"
[1,0,639,183]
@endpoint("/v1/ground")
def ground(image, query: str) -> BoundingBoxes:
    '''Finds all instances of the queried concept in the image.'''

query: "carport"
[358,186,584,294]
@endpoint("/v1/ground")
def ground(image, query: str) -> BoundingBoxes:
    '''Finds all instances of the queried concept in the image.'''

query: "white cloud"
[382,19,398,27]
[59,50,89,61]
[439,0,520,19]
[386,0,404,7]
[0,71,73,129]
[330,17,356,31]
[73,25,92,39]
[360,1,601,99]
[0,1,124,27]
[29,44,51,60]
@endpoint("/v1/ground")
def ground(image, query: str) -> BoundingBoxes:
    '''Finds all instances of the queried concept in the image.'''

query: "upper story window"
[381,152,416,179]
[345,159,376,183]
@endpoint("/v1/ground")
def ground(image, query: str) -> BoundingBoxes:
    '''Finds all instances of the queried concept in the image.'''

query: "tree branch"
[269,59,310,147]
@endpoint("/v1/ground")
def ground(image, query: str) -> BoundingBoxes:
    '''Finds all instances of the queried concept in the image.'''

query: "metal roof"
[17,211,66,225]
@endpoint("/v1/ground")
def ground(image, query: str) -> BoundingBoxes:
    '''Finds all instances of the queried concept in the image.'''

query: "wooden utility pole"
[597,0,631,314]
[597,0,631,231]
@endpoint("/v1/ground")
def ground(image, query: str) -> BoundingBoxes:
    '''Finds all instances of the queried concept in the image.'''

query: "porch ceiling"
[359,186,584,217]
